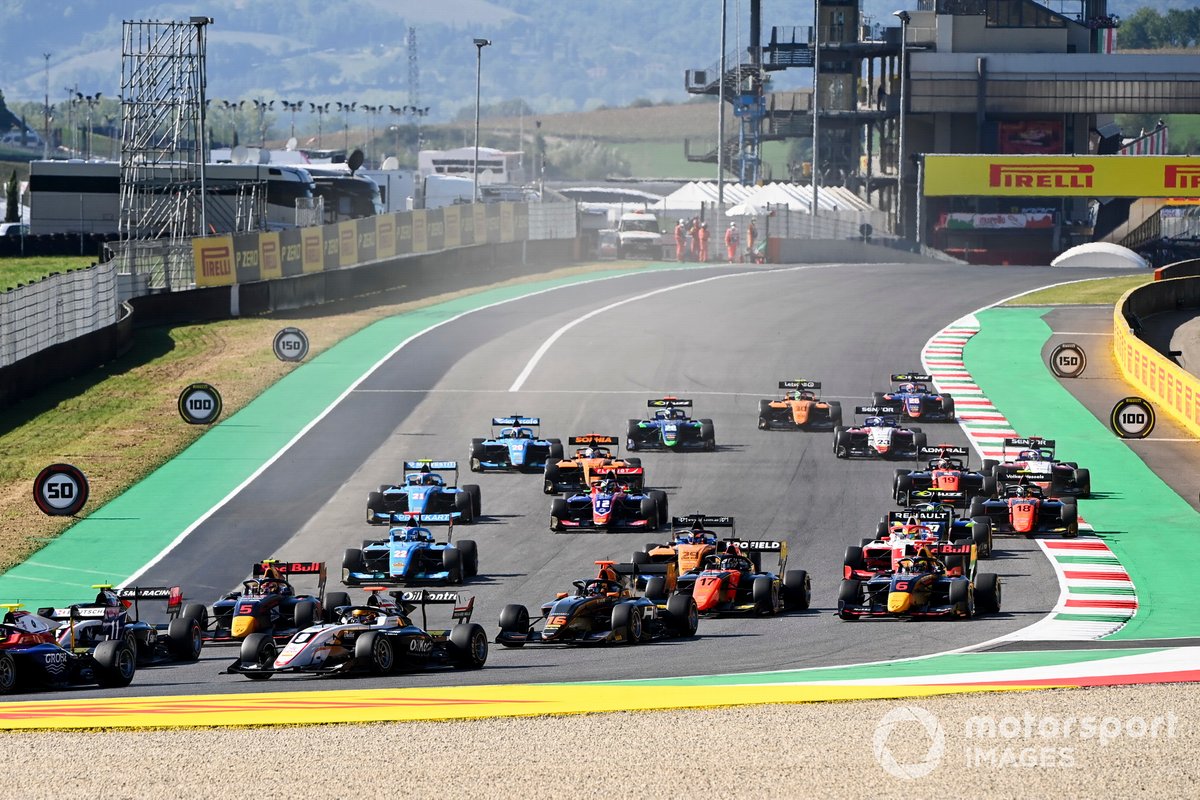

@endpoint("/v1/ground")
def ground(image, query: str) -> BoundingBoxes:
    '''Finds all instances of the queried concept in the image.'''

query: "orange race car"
[635,515,753,578]
[543,435,644,494]
[758,380,843,431]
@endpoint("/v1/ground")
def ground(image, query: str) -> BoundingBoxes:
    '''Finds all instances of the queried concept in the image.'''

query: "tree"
[4,171,18,224]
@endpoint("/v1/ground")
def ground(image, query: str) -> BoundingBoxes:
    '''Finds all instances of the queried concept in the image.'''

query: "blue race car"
[342,516,479,586]
[626,398,716,452]
[550,473,667,532]
[367,461,482,525]
[469,416,563,472]
[873,372,955,422]
[0,604,137,693]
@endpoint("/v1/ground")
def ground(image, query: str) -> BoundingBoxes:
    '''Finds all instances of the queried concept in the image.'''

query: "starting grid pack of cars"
[0,376,1091,693]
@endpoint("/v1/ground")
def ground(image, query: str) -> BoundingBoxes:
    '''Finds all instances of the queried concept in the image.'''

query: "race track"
[104,260,1130,696]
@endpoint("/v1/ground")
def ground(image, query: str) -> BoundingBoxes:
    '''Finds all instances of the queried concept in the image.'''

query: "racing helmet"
[422,473,438,486]
[1018,449,1040,461]
[934,458,953,470]
[404,528,422,542]
[901,382,917,393]
[351,608,378,626]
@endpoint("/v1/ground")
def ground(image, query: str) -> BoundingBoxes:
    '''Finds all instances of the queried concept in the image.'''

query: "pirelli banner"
[193,202,531,287]
[923,155,1200,198]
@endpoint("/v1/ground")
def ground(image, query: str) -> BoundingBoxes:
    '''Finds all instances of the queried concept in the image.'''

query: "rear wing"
[928,541,975,577]
[390,589,474,628]
[592,465,643,478]
[723,539,788,572]
[568,434,618,447]
[252,561,327,599]
[118,586,185,620]
[1004,437,1055,449]
[855,405,901,416]
[403,460,458,472]
[1007,470,1054,483]
[888,509,954,530]
[672,514,734,529]
[919,445,969,459]
[891,372,933,382]
[611,561,679,593]
[648,398,692,408]
[779,380,820,390]
[492,416,540,427]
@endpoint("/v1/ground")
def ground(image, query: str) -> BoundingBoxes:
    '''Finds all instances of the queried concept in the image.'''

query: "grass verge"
[1001,274,1153,306]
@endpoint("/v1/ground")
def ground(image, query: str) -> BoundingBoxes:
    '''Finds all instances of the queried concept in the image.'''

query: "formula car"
[495,561,699,647]
[38,585,204,665]
[873,503,994,558]
[637,515,739,575]
[366,461,482,525]
[226,588,487,679]
[550,473,667,532]
[832,406,926,460]
[0,604,136,693]
[543,434,643,495]
[626,397,715,451]
[847,512,988,583]
[873,372,955,421]
[992,437,1091,498]
[202,560,342,643]
[342,516,478,586]
[967,477,1079,537]
[673,539,811,616]
[468,416,563,472]
[893,445,997,507]
[758,380,843,431]
[838,548,1001,621]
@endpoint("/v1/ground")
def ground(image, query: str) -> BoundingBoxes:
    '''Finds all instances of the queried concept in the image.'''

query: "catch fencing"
[0,261,117,368]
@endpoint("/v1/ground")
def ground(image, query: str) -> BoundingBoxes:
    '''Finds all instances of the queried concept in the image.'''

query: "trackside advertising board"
[923,155,1200,198]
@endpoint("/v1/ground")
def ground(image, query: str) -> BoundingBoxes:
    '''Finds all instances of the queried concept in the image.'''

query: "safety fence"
[0,261,118,369]
[1114,274,1200,438]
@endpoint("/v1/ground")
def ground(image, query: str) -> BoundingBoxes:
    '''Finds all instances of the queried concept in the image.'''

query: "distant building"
[418,147,524,185]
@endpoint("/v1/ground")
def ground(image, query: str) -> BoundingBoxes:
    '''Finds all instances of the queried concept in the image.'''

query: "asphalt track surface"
[85,261,1135,697]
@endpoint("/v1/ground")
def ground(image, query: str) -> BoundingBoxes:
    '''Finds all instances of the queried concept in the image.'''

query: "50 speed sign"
[33,463,89,516]
[178,383,223,425]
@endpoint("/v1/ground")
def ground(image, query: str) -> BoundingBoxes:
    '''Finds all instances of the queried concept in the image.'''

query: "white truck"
[613,209,663,258]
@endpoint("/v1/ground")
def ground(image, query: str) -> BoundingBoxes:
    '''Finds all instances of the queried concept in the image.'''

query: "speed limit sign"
[33,463,89,516]
[1110,396,1156,439]
[178,383,223,425]
[1049,342,1087,378]
[273,327,310,362]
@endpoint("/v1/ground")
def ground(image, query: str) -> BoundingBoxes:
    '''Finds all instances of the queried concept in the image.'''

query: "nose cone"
[888,591,913,614]
[231,615,258,638]
[693,577,722,611]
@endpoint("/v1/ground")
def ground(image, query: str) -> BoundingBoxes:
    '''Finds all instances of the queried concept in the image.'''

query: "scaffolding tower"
[114,18,213,288]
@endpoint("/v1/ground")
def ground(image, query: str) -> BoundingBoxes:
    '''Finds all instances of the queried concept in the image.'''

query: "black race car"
[893,445,997,507]
[992,437,1091,498]
[550,474,667,532]
[201,561,344,643]
[873,373,955,422]
[627,398,715,451]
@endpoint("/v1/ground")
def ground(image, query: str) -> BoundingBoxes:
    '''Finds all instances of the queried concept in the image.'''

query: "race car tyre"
[982,476,998,498]
[895,474,914,505]
[355,631,396,676]
[341,548,365,584]
[783,570,811,611]
[122,630,140,663]
[550,498,569,532]
[464,484,482,518]
[324,592,351,621]
[0,652,15,694]
[366,491,383,524]
[666,594,700,636]
[498,604,530,647]
[1073,468,1091,498]
[970,517,994,559]
[639,497,660,530]
[449,623,489,669]
[456,540,479,579]
[454,491,474,524]
[238,633,276,679]
[543,463,560,495]
[752,576,778,616]
[442,548,464,585]
[833,430,849,459]
[648,490,669,526]
[975,573,1002,614]
[945,553,969,575]
[626,420,641,451]
[892,468,910,489]
[828,401,843,427]
[293,600,318,632]
[968,497,987,519]
[611,604,640,644]
[631,550,650,566]
[908,426,923,434]
[844,545,866,571]
[872,392,886,406]
[469,439,486,472]
[913,432,928,453]
[548,441,564,461]
[837,579,861,620]
[942,394,955,419]
[700,420,716,451]
[949,580,974,619]
[994,465,1014,484]
[181,603,209,632]
[167,616,204,661]
[645,576,668,603]
[982,459,999,474]
[758,400,773,430]
[93,640,137,688]
[625,457,642,467]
